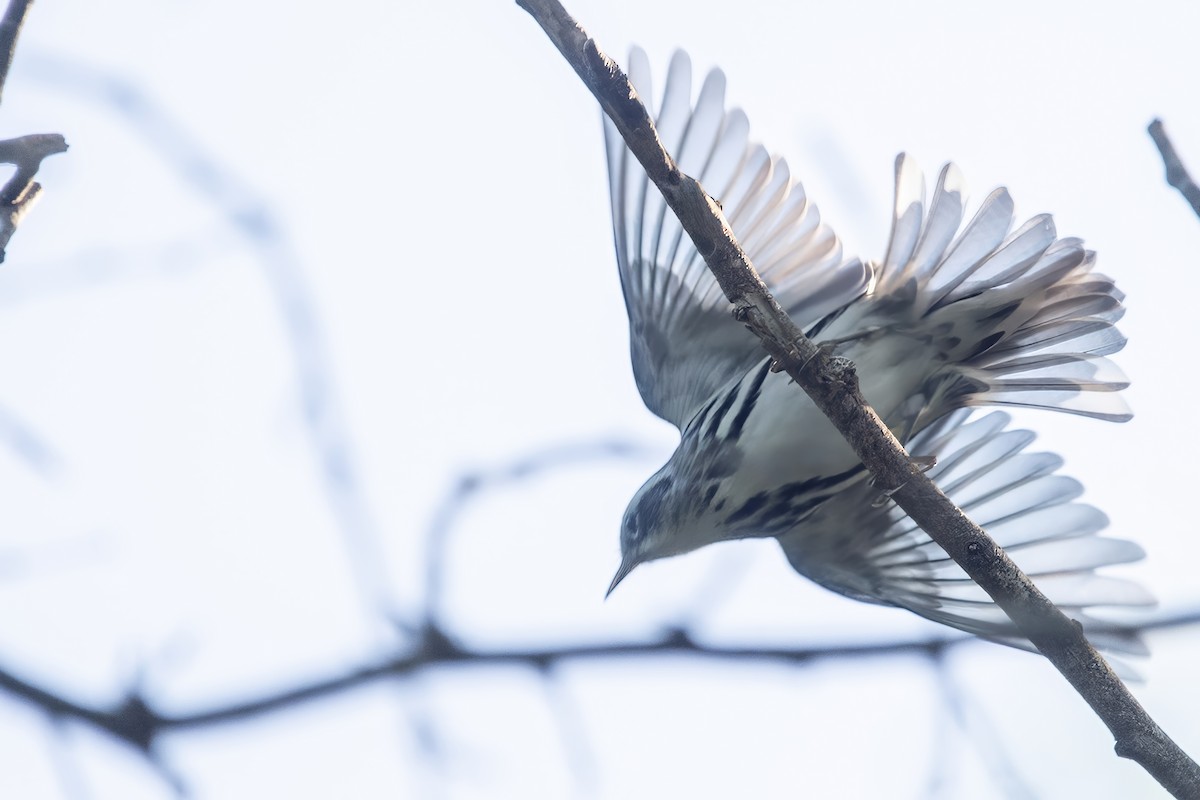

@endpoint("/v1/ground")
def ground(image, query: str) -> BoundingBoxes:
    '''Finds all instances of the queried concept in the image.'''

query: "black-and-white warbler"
[604,49,1152,661]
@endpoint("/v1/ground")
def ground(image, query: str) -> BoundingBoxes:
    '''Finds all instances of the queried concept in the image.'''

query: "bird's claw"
[870,456,937,507]
[911,455,936,473]
[870,483,905,508]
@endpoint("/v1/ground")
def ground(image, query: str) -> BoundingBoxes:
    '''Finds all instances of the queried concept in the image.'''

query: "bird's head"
[607,468,691,597]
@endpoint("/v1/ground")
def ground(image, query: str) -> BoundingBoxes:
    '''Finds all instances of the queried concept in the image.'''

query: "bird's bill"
[605,557,637,598]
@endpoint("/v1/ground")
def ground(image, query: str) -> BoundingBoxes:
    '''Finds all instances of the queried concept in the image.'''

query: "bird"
[602,48,1152,665]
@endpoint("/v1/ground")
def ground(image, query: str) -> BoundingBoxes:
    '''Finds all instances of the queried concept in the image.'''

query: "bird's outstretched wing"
[605,48,870,429]
[823,155,1131,425]
[776,410,1153,673]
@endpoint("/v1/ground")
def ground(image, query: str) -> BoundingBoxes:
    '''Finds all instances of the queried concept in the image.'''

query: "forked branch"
[0,0,68,261]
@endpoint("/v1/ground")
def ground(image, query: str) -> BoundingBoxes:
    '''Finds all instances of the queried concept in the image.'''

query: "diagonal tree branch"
[0,0,32,105]
[1149,119,1200,220]
[516,0,1200,795]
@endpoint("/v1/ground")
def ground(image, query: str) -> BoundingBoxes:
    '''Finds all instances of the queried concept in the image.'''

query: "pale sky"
[1,1,1198,798]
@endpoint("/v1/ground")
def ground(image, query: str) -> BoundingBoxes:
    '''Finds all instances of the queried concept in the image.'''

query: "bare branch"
[1149,119,1200,219]
[0,0,32,105]
[0,132,67,261]
[0,133,67,203]
[2,608,1196,758]
[516,0,1200,794]
[0,629,990,750]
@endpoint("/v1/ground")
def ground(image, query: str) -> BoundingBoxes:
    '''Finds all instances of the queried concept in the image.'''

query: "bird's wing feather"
[833,156,1130,425]
[606,48,869,428]
[776,410,1152,673]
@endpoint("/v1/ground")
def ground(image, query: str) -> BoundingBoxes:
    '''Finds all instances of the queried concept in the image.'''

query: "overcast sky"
[1,1,1198,798]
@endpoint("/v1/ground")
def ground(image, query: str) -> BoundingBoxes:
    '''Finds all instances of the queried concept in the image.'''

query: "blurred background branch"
[1149,119,1200,220]
[1,423,1198,790]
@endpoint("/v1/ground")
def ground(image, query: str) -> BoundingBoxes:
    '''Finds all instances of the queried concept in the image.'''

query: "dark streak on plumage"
[761,495,828,534]
[689,389,721,433]
[706,379,741,439]
[979,300,1021,325]
[727,358,772,441]
[699,443,742,480]
[725,491,770,524]
[968,330,1005,360]
[626,476,675,547]
[724,463,868,533]
[776,464,867,498]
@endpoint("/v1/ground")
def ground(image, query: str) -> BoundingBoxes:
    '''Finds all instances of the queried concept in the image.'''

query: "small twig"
[0,0,32,106]
[1149,119,1200,220]
[0,134,68,262]
[516,1,1200,795]
[0,132,67,203]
